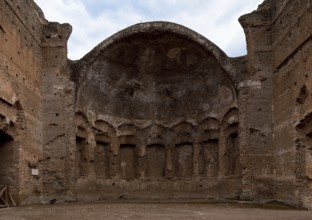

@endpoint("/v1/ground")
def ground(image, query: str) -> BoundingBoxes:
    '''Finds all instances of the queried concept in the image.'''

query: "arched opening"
[0,130,14,187]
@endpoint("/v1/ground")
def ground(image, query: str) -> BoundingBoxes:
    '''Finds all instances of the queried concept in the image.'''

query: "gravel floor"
[0,202,311,220]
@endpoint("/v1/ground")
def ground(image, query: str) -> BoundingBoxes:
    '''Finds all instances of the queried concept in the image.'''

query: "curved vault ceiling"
[76,22,236,121]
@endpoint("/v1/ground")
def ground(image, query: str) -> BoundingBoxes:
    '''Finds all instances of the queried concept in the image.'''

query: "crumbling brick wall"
[1,0,312,209]
[0,0,74,204]
[240,0,312,208]
[0,0,45,203]
[271,0,312,209]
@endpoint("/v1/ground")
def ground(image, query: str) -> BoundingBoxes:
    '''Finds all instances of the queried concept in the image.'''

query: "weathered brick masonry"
[0,0,311,209]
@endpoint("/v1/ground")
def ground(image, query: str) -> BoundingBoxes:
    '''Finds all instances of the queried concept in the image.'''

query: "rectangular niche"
[147,144,165,179]
[175,143,193,178]
[120,144,136,180]
[202,139,219,178]
[95,142,110,179]
[225,132,239,176]
[76,136,89,177]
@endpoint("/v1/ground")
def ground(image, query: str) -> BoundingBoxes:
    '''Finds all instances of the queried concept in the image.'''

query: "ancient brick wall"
[0,0,46,203]
[70,22,244,201]
[241,0,312,208]
[0,0,74,204]
[271,0,312,208]
[1,0,312,208]
[239,1,275,202]
[40,22,76,203]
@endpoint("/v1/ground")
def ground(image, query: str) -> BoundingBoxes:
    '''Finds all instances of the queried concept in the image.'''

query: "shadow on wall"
[0,130,14,186]
[0,100,26,202]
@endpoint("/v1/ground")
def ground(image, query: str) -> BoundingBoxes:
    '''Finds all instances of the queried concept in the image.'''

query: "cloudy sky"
[34,0,263,60]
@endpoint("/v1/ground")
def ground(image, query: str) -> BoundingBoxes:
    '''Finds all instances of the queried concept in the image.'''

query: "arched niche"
[221,108,240,176]
[117,124,139,180]
[171,121,195,179]
[74,22,237,122]
[95,120,116,135]
[117,123,138,137]
[94,120,116,180]
[140,124,168,145]
[0,99,25,201]
[140,124,169,180]
[74,112,90,178]
[196,117,220,178]
[0,128,14,186]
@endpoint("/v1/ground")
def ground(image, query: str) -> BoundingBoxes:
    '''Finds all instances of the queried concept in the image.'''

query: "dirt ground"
[0,202,311,220]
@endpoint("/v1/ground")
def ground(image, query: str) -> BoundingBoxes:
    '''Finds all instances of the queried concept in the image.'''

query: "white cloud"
[34,0,263,60]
